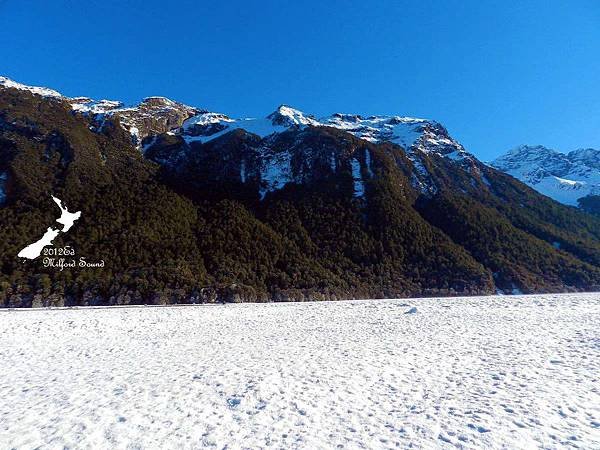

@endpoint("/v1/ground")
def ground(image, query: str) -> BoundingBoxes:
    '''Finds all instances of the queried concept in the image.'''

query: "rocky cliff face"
[72,96,202,147]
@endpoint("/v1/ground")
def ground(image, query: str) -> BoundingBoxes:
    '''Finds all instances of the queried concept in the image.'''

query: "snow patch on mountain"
[70,97,123,115]
[0,76,62,98]
[364,149,374,178]
[184,112,233,128]
[184,117,289,144]
[533,176,593,206]
[492,145,600,206]
[0,171,7,205]
[323,114,422,146]
[408,153,438,195]
[260,151,292,199]
[351,158,365,197]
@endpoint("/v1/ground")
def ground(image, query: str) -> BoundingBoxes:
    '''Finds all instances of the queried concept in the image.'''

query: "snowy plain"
[0,294,599,449]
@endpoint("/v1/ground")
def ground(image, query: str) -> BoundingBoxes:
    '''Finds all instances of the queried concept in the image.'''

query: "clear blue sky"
[1,0,599,160]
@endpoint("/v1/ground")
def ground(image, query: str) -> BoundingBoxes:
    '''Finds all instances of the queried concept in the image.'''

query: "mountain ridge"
[1,76,599,306]
[0,76,468,158]
[491,144,600,211]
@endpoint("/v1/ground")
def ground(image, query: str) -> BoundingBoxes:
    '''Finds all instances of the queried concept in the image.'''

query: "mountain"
[72,96,201,148]
[491,145,600,214]
[1,76,600,306]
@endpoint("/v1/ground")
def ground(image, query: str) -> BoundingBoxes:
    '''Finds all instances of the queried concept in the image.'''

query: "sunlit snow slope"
[1,294,598,449]
[492,145,600,207]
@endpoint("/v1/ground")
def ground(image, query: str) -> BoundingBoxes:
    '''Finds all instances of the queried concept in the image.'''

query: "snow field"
[0,293,599,449]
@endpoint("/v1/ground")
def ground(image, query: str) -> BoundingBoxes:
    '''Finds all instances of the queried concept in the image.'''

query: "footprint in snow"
[405,307,418,314]
[227,397,241,408]
[438,433,452,443]
[468,423,491,433]
[256,400,267,410]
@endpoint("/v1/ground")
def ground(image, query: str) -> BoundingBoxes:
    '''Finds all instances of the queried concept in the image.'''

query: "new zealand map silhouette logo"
[18,196,81,260]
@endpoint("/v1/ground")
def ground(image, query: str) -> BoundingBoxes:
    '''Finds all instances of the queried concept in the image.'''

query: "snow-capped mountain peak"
[491,144,600,206]
[267,105,320,127]
[0,76,62,99]
[568,148,600,170]
[181,105,321,144]
[492,145,571,179]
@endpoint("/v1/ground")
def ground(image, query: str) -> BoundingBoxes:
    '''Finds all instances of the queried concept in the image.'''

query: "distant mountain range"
[492,145,600,214]
[1,76,599,306]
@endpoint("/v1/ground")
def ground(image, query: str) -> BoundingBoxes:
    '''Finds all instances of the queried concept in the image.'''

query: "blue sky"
[1,0,598,160]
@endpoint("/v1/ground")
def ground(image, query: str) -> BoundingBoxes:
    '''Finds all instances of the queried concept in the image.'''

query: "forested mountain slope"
[1,78,599,306]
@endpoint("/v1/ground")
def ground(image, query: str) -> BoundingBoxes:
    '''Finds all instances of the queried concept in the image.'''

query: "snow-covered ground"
[0,294,599,449]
